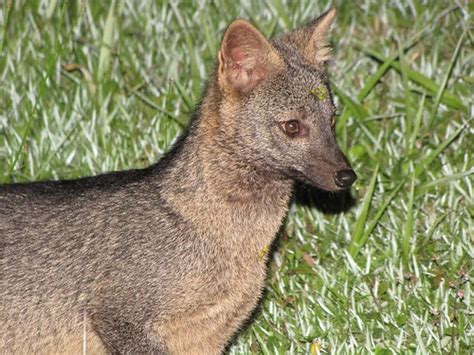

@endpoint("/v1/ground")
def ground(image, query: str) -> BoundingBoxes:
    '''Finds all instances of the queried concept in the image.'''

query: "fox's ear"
[289,8,336,65]
[218,19,283,94]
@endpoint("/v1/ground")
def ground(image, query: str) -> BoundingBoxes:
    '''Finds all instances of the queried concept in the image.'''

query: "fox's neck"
[160,87,294,252]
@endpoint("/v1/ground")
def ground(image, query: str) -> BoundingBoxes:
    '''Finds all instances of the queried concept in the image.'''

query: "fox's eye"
[281,120,301,137]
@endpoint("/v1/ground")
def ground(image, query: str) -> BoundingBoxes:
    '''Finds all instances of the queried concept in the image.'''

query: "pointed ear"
[218,19,283,94]
[288,8,336,65]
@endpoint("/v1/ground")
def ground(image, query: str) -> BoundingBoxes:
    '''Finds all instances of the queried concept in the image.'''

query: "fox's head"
[211,9,356,192]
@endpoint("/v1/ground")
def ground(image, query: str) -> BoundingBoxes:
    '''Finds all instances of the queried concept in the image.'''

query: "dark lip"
[289,169,346,192]
[301,177,345,192]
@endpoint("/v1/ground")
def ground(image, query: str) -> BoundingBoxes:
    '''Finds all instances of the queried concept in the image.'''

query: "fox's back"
[0,169,174,353]
[0,165,266,354]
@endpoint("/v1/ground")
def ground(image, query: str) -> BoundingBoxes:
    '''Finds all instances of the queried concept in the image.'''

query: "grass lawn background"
[0,0,472,353]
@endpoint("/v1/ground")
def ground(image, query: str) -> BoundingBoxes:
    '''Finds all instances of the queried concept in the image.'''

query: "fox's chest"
[154,252,270,354]
[191,249,270,310]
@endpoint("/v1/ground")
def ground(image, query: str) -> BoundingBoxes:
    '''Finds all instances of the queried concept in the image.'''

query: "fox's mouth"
[288,169,335,191]
[289,168,356,192]
[298,175,344,192]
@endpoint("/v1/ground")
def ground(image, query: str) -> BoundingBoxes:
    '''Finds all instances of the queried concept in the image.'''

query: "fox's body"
[1,9,356,354]
[1,131,291,353]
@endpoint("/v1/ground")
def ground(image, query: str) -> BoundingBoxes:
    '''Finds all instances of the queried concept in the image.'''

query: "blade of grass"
[201,13,218,58]
[7,103,36,180]
[263,16,279,38]
[426,213,447,240]
[45,0,58,20]
[415,123,467,177]
[84,1,99,40]
[131,89,187,128]
[265,0,292,31]
[336,108,349,151]
[417,169,474,195]
[337,30,426,136]
[336,56,396,135]
[33,116,84,180]
[348,164,379,256]
[360,47,466,111]
[396,35,415,149]
[173,79,194,110]
[331,83,369,121]
[412,319,428,354]
[356,28,427,102]
[170,1,201,94]
[1,0,14,52]
[402,172,416,264]
[349,181,404,258]
[428,30,467,128]
[6,1,69,181]
[98,0,116,82]
[409,92,426,154]
[356,54,397,103]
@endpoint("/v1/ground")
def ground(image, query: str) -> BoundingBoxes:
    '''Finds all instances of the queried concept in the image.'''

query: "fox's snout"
[296,144,356,192]
[334,169,357,189]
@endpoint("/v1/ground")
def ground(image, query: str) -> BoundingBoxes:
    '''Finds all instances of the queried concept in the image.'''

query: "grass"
[1,0,473,353]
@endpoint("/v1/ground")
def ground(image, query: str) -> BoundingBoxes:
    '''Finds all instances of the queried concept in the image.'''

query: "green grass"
[1,0,472,353]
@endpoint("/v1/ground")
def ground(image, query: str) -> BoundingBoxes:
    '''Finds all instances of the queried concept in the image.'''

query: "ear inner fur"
[218,19,283,94]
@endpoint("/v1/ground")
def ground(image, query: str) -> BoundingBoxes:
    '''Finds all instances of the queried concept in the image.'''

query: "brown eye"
[281,120,301,137]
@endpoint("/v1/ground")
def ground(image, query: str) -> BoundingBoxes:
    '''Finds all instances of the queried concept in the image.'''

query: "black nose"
[334,169,357,188]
